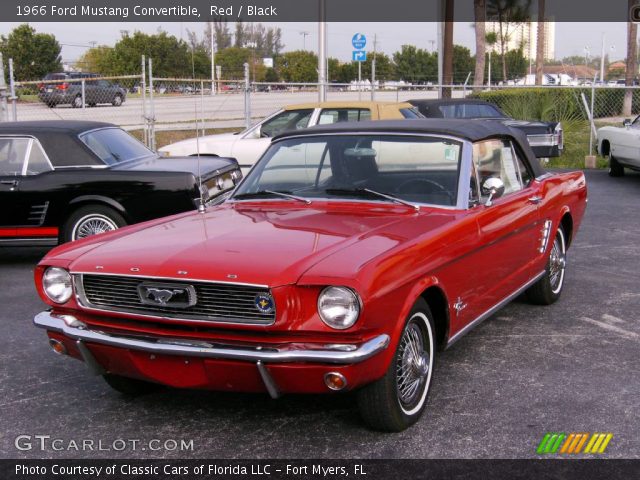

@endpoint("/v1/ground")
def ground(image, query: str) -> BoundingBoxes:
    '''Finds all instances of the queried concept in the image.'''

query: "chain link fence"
[4,54,640,165]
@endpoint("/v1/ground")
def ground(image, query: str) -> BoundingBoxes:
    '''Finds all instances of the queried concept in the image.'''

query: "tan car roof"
[283,101,414,120]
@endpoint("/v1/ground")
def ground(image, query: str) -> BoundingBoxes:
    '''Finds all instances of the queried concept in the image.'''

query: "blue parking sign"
[352,50,367,62]
[352,33,367,50]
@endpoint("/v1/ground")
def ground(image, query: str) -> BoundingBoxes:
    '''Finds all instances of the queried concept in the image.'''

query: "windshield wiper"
[233,190,311,205]
[325,188,419,211]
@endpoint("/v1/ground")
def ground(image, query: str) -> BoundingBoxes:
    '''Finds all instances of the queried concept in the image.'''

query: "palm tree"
[474,0,487,90]
[623,0,639,116]
[442,0,455,98]
[487,0,531,82]
[486,31,498,87]
[535,0,545,85]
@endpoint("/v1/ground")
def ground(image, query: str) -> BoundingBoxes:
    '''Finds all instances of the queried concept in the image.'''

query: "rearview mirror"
[482,177,505,207]
[623,119,632,127]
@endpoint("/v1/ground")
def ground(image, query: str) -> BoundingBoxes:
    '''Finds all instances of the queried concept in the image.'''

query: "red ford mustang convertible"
[33,120,587,431]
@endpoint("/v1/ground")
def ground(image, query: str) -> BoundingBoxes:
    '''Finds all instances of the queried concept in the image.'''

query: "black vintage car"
[408,99,563,158]
[0,121,241,246]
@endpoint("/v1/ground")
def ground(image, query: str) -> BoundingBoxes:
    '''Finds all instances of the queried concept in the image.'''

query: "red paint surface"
[0,226,58,238]
[36,171,587,394]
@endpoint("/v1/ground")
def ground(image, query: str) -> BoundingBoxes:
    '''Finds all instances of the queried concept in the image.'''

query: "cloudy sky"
[0,21,631,65]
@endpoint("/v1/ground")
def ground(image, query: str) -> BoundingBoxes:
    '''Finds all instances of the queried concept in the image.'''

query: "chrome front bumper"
[34,311,390,365]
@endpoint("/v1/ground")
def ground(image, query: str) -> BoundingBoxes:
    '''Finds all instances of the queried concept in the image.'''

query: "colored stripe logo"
[537,433,613,454]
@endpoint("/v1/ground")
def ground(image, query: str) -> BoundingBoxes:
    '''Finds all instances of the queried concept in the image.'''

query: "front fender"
[68,195,127,216]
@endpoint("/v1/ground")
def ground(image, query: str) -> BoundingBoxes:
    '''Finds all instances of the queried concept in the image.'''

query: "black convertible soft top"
[273,119,546,177]
[0,121,123,167]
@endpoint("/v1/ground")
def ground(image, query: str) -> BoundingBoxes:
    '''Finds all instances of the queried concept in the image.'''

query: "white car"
[597,117,640,176]
[158,101,421,171]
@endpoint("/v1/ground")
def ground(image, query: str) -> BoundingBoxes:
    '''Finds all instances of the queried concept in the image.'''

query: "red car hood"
[67,202,452,287]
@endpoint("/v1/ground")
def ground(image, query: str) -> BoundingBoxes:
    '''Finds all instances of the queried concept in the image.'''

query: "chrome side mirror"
[623,119,632,127]
[482,177,505,207]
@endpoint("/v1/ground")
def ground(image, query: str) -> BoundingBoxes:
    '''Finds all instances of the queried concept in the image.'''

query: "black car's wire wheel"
[72,95,83,108]
[112,94,123,107]
[357,299,435,432]
[62,205,126,243]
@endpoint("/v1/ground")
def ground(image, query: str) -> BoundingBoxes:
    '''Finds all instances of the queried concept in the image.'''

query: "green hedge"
[469,87,640,121]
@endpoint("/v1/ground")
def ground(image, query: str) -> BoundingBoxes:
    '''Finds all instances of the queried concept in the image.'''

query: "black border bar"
[2,0,638,22]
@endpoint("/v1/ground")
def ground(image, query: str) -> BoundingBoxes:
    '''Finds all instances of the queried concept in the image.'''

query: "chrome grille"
[75,274,275,325]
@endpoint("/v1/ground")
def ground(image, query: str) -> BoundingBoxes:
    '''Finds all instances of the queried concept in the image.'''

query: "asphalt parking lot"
[0,169,638,459]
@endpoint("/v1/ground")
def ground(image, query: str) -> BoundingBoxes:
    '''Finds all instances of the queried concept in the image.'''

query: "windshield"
[79,128,154,165]
[233,134,462,207]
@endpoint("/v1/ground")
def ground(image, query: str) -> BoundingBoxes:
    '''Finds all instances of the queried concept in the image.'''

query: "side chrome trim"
[0,237,58,246]
[445,270,545,349]
[34,311,390,365]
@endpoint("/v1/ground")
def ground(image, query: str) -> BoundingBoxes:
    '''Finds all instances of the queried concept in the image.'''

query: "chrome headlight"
[42,267,72,304]
[317,286,361,330]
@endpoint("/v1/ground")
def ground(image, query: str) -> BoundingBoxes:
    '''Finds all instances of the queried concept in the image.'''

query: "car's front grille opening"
[74,274,276,325]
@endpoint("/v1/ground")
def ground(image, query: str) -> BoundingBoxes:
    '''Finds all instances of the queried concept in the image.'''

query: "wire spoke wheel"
[72,214,118,240]
[548,229,566,294]
[396,316,432,413]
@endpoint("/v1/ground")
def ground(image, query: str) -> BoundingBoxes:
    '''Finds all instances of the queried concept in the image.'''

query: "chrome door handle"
[528,196,543,204]
[0,179,18,190]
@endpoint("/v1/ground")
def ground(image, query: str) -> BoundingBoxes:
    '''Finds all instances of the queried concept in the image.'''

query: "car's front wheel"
[112,94,123,106]
[527,226,567,305]
[62,205,126,243]
[357,299,435,432]
[609,155,625,177]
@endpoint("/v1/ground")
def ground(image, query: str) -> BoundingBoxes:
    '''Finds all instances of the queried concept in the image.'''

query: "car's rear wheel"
[609,155,625,177]
[72,95,83,108]
[526,226,567,305]
[103,374,160,395]
[357,299,435,432]
[112,94,123,106]
[62,205,126,243]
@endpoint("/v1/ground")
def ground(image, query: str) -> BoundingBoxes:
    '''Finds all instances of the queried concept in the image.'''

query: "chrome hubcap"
[397,323,430,406]
[549,233,566,293]
[73,215,118,240]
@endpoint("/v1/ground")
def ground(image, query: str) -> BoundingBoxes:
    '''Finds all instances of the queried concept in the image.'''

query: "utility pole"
[300,31,309,51]
[437,16,443,97]
[600,33,606,83]
[371,34,377,101]
[210,22,216,95]
[318,0,327,102]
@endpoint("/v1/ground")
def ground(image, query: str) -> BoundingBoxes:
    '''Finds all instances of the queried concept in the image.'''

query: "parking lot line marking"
[601,314,625,324]
[580,317,639,340]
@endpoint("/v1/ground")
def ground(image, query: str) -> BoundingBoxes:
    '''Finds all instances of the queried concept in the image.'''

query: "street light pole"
[301,31,309,51]
[318,0,327,102]
[210,22,216,95]
[600,33,606,82]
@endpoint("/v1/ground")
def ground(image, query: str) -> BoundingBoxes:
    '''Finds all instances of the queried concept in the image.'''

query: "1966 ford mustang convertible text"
[33,120,587,431]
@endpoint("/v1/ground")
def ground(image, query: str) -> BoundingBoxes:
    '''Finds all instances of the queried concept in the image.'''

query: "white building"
[485,21,555,61]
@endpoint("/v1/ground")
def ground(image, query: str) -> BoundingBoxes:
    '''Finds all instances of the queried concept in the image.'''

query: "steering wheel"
[395,178,454,204]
